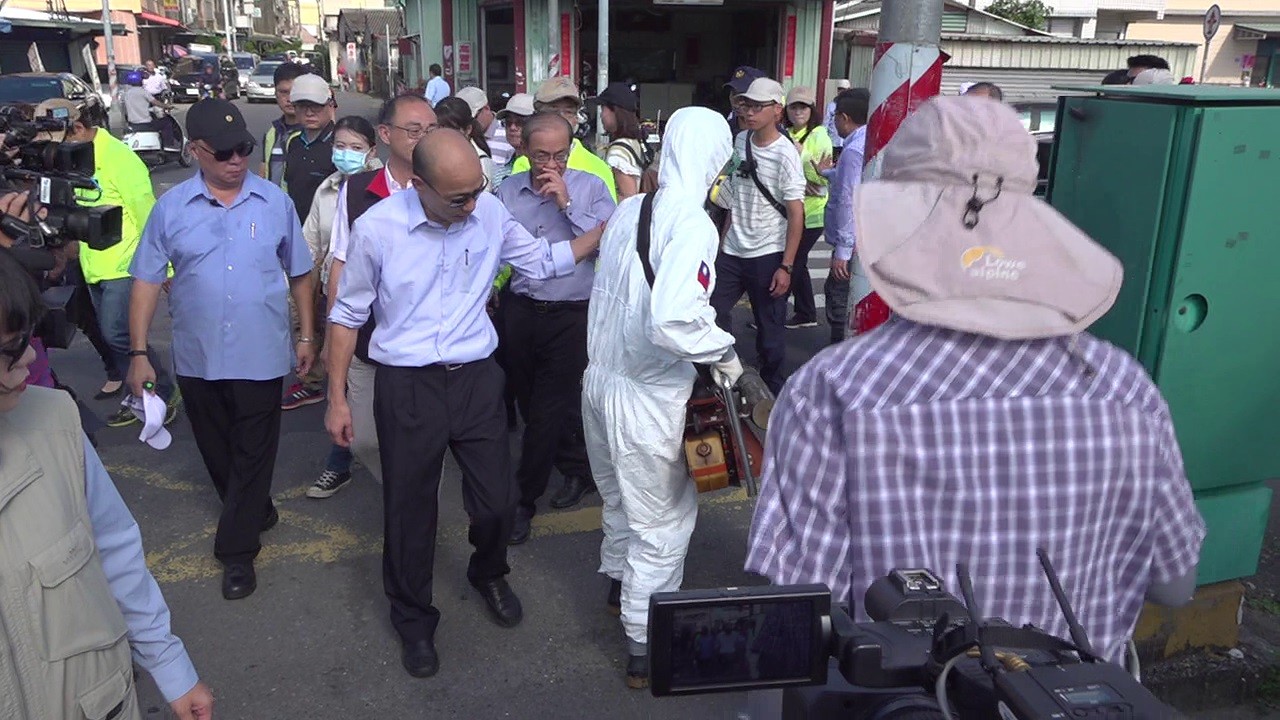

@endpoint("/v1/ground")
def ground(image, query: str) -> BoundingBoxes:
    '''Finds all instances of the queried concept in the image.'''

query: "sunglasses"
[197,140,256,162]
[2,328,31,371]
[425,175,490,208]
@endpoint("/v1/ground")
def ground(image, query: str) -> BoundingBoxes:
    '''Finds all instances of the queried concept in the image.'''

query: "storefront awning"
[137,11,184,30]
[1236,22,1280,38]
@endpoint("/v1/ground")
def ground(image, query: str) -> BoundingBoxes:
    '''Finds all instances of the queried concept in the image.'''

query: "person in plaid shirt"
[745,96,1206,665]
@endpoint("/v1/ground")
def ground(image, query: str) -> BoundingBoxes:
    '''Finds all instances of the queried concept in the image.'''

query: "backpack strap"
[636,192,657,287]
[744,132,787,218]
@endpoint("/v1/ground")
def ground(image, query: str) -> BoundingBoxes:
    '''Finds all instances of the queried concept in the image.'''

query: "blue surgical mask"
[332,147,369,175]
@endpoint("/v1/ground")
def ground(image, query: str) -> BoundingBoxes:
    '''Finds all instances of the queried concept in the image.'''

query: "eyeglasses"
[390,123,434,140]
[196,140,255,162]
[739,101,778,115]
[530,150,571,165]
[425,175,489,208]
[2,328,31,371]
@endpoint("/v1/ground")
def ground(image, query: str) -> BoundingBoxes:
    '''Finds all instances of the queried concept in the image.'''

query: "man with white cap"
[457,86,513,166]
[510,76,616,198]
[583,106,741,689]
[709,76,805,394]
[745,95,1205,667]
[493,92,534,188]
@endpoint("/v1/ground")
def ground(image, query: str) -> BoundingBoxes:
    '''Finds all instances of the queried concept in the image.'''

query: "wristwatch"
[560,199,573,212]
[779,263,794,275]
[127,349,149,357]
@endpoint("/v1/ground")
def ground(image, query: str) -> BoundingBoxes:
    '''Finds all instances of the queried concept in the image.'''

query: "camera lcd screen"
[649,585,831,696]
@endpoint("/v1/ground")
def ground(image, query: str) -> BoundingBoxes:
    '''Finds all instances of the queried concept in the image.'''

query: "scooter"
[123,105,193,168]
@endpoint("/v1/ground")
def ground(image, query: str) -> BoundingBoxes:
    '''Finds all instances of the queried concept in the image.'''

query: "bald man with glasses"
[327,128,606,679]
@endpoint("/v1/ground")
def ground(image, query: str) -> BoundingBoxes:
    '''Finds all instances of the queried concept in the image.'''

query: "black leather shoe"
[401,638,439,678]
[472,577,523,628]
[606,579,621,616]
[508,507,532,545]
[222,563,256,600]
[261,506,279,533]
[549,475,596,509]
[626,653,649,689]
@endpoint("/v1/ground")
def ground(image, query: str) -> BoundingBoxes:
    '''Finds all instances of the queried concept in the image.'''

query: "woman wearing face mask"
[302,115,381,500]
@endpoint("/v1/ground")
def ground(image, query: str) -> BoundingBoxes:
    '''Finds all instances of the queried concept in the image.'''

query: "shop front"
[405,0,836,119]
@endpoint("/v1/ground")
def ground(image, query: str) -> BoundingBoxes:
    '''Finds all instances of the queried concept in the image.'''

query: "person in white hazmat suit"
[583,106,745,689]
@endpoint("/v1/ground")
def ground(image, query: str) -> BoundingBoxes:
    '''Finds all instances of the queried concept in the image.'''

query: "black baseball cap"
[595,82,639,113]
[725,66,767,94]
[185,98,254,152]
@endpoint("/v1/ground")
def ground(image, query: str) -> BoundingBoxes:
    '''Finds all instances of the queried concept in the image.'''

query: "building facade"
[1126,0,1280,86]
[402,0,838,118]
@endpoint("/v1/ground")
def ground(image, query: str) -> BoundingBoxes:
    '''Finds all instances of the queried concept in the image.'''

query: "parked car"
[231,52,260,87]
[0,72,110,128]
[168,54,240,102]
[245,60,283,103]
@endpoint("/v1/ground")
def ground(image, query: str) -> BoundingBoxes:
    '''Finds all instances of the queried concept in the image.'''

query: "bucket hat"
[853,95,1122,340]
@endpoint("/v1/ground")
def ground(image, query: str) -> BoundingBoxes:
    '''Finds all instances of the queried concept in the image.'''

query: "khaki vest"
[0,386,142,720]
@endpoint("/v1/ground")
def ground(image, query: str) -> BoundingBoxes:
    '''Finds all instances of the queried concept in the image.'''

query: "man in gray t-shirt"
[122,84,158,128]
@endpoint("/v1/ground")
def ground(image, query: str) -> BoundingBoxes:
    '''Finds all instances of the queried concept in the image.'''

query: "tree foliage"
[985,0,1054,30]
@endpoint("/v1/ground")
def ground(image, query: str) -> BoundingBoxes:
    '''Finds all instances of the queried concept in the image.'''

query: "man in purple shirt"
[326,128,604,679]
[497,113,616,542]
[819,88,868,345]
[746,96,1204,666]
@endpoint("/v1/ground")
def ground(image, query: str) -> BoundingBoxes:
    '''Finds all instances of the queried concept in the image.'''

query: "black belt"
[382,357,489,372]
[510,293,589,313]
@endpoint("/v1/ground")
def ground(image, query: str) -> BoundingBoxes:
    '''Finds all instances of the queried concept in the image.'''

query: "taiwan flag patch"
[697,261,711,291]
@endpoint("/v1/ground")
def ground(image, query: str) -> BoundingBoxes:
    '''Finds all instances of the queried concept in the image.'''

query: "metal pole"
[1199,39,1210,84]
[548,0,560,77]
[595,0,608,150]
[222,0,235,57]
[100,0,117,122]
[386,22,393,97]
[852,0,943,335]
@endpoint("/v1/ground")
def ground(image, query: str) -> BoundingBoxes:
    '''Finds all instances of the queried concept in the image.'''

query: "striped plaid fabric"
[745,317,1205,663]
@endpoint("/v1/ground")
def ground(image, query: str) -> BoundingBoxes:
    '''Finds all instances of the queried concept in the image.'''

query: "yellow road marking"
[118,457,754,584]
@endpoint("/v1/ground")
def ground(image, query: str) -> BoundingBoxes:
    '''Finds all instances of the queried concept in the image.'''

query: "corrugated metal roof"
[1236,22,1280,35]
[940,32,1197,46]
[336,8,404,42]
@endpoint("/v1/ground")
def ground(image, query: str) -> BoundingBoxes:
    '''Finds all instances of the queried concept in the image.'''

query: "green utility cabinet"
[1048,85,1280,585]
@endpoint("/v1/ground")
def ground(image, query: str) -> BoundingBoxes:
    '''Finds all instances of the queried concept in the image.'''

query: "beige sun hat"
[852,95,1123,341]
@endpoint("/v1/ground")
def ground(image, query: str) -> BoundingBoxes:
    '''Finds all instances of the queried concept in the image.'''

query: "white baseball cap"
[456,86,489,116]
[739,78,785,106]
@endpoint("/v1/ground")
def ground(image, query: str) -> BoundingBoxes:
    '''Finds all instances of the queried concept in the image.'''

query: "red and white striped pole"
[851,0,946,335]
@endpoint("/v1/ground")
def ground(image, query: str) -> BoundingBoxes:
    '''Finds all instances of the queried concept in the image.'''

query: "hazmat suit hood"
[656,107,734,205]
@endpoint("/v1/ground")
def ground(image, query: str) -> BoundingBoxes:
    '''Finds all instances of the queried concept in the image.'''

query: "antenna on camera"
[956,562,999,672]
[1036,547,1096,659]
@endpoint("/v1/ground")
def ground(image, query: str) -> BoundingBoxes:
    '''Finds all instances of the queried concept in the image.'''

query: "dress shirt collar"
[845,124,867,147]
[179,171,270,208]
[402,187,461,232]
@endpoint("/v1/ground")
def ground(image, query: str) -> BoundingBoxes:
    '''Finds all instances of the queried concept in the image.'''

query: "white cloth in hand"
[123,392,171,450]
[712,354,744,388]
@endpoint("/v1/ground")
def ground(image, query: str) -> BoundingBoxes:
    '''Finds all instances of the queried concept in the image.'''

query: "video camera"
[0,104,124,349]
[0,104,123,252]
[648,550,1179,720]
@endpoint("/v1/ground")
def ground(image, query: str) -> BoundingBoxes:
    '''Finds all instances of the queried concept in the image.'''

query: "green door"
[1150,106,1280,492]
[1049,98,1182,357]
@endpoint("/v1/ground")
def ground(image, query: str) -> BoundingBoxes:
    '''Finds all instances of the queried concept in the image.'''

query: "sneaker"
[164,388,182,426]
[105,406,140,428]
[306,469,353,499]
[282,383,326,411]
[785,317,819,329]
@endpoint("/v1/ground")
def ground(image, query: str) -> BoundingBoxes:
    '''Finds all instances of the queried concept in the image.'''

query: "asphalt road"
[76,91,835,720]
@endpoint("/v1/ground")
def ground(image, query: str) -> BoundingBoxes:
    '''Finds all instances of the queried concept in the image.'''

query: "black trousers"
[375,358,515,643]
[503,293,592,514]
[177,376,282,566]
[788,226,824,324]
[710,251,788,394]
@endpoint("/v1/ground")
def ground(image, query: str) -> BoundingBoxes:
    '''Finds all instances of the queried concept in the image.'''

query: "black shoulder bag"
[742,132,788,218]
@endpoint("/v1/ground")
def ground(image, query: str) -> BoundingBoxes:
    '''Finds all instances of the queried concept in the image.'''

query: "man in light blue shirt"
[496,113,616,536]
[128,99,316,602]
[326,128,604,680]
[424,63,450,107]
[821,88,869,344]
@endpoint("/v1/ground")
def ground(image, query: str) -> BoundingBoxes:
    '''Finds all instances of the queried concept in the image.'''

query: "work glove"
[712,353,744,388]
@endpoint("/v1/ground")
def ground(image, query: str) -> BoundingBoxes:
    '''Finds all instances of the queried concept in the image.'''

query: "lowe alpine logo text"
[961,245,1026,281]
